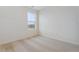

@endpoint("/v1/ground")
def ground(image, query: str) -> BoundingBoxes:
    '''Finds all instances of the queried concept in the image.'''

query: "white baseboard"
[0,32,38,45]
[40,33,79,45]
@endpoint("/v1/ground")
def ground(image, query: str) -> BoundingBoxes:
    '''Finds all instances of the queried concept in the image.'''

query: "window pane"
[27,12,36,29]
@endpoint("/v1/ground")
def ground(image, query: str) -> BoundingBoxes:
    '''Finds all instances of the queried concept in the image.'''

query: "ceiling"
[32,6,46,10]
[26,6,45,11]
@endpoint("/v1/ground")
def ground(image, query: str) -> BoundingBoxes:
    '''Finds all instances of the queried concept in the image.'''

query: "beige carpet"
[0,36,79,52]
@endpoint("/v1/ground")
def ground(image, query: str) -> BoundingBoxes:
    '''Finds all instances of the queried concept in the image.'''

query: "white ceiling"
[27,6,79,12]
[26,6,46,12]
[32,6,46,10]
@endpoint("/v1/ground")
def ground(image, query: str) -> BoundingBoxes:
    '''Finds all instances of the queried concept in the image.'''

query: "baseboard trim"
[40,34,79,45]
[0,34,39,46]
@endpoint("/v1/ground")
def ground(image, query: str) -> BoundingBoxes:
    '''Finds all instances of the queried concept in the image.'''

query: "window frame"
[27,10,37,30]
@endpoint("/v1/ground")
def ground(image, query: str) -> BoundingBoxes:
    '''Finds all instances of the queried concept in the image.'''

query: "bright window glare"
[27,12,35,24]
[27,12,36,29]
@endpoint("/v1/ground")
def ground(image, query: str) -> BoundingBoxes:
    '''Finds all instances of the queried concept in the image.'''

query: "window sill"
[27,28,35,31]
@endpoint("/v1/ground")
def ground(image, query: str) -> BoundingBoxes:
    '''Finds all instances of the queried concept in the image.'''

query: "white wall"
[39,7,79,45]
[76,7,79,42]
[0,7,29,44]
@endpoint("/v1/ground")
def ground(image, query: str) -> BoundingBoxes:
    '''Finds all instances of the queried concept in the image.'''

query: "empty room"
[0,6,79,52]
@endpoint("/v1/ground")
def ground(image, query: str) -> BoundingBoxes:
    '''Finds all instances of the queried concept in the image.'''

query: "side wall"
[0,7,30,44]
[39,7,79,45]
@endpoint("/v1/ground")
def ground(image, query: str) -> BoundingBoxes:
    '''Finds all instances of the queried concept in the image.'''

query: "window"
[27,12,36,29]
